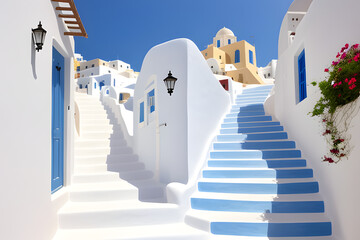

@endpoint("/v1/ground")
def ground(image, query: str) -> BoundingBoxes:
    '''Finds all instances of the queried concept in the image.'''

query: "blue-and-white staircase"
[185,85,332,239]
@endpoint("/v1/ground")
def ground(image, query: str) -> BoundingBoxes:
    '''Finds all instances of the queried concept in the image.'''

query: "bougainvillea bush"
[311,43,360,163]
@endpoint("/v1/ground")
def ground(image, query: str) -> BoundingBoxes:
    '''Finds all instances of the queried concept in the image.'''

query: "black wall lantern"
[163,71,177,96]
[32,21,47,52]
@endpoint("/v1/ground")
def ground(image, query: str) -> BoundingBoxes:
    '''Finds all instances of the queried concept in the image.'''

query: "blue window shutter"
[228,39,231,44]
[235,50,240,63]
[249,50,254,64]
[113,79,116,86]
[148,89,155,113]
[217,40,220,48]
[298,49,307,102]
[139,102,144,123]
[119,93,123,101]
[94,82,96,89]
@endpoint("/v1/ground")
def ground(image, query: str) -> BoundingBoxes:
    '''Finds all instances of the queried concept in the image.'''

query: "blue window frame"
[113,79,116,86]
[139,102,144,123]
[79,84,82,89]
[94,82,96,89]
[147,89,155,113]
[106,90,109,94]
[249,50,254,64]
[228,39,231,45]
[76,66,80,71]
[298,49,307,102]
[119,93,123,101]
[235,50,240,63]
[217,40,220,48]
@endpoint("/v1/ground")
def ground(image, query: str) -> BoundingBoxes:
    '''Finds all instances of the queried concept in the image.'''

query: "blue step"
[231,103,264,110]
[191,198,324,213]
[198,182,319,194]
[224,116,272,123]
[202,169,313,178]
[235,101,266,105]
[221,121,280,128]
[235,99,267,104]
[217,132,288,141]
[230,109,265,117]
[220,126,284,134]
[213,141,295,150]
[237,93,269,97]
[210,150,301,159]
[211,222,331,237]
[208,159,307,168]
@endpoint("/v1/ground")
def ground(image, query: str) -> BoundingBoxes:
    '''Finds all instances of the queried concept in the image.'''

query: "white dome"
[216,27,235,37]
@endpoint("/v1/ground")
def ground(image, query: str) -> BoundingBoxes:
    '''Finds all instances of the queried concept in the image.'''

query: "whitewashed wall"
[133,39,230,186]
[269,0,360,239]
[0,1,75,240]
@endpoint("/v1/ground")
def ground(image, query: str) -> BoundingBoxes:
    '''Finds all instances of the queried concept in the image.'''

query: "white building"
[267,0,360,239]
[258,59,277,84]
[0,0,87,239]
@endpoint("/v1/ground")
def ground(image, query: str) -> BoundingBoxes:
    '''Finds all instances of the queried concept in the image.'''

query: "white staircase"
[53,93,209,240]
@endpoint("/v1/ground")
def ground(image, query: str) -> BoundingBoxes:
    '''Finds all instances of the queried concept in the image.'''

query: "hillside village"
[1,0,360,240]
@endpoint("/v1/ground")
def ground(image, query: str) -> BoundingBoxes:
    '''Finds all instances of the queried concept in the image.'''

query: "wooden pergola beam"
[58,14,76,18]
[55,7,72,11]
[52,0,88,38]
[64,32,85,36]
[67,26,81,29]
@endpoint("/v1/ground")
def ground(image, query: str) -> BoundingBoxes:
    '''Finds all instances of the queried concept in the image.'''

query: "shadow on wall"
[31,37,37,79]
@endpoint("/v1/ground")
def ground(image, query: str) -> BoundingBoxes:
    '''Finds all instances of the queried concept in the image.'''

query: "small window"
[106,90,109,94]
[91,73,93,76]
[219,55,221,59]
[235,50,240,63]
[76,66,80,71]
[121,65,122,67]
[264,74,266,78]
[103,63,105,65]
[82,74,84,77]
[211,66,213,68]
[268,73,270,77]
[249,50,254,64]
[79,84,82,89]
[127,66,129,69]
[205,53,207,56]
[148,89,155,113]
[298,49,307,102]
[113,64,115,67]
[113,79,116,86]
[119,93,123,101]
[94,82,96,89]
[228,39,231,44]
[92,64,94,67]
[139,102,144,123]
[217,40,220,48]
[108,70,111,73]
[292,18,295,21]
[85,66,88,69]
[296,18,299,21]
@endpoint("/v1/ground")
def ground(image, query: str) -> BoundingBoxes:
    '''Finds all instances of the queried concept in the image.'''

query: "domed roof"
[216,27,235,37]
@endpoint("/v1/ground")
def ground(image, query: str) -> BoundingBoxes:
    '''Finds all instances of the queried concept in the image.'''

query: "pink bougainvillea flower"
[322,119,327,122]
[338,81,342,85]
[349,59,353,63]
[345,78,348,83]
[324,68,329,72]
[332,61,339,66]
[353,44,359,49]
[336,52,340,58]
[354,53,360,62]
[323,130,331,135]
[333,83,338,88]
[349,78,357,85]
[338,68,342,72]
[338,94,341,98]
[341,47,345,53]
[349,84,356,90]
[345,43,349,49]
[340,52,347,59]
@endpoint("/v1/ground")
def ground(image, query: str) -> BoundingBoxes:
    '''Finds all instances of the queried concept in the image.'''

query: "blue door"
[100,81,105,90]
[51,47,64,193]
[298,49,307,102]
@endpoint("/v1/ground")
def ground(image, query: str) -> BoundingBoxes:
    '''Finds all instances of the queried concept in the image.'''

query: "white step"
[75,146,132,157]
[69,182,138,202]
[81,118,110,125]
[75,161,145,174]
[81,124,114,132]
[53,223,209,240]
[72,172,121,183]
[59,201,181,228]
[75,154,139,165]
[75,139,127,148]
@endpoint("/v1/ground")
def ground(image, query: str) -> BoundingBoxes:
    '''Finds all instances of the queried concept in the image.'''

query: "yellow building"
[201,27,264,84]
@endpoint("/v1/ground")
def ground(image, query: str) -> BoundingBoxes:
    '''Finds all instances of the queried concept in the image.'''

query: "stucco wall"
[271,0,360,239]
[133,38,230,185]
[0,1,75,239]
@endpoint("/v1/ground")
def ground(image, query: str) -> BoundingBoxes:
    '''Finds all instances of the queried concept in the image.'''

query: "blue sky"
[75,0,294,72]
